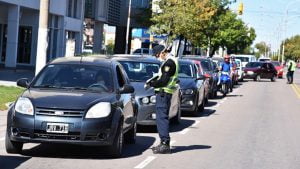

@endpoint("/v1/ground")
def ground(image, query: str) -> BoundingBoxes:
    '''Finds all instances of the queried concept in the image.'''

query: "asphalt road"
[0,69,300,169]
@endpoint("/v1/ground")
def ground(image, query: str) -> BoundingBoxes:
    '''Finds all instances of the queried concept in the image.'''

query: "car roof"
[179,59,195,65]
[50,55,115,67]
[183,56,211,61]
[112,55,160,63]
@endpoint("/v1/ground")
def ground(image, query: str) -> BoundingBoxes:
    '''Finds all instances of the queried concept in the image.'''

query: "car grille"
[34,130,81,140]
[35,107,85,118]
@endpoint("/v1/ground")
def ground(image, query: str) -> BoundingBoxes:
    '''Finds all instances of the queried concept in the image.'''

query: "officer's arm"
[149,60,176,88]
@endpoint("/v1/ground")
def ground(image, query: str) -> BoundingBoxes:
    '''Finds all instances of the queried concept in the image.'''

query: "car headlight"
[141,97,149,104]
[182,89,194,95]
[150,95,156,104]
[15,97,34,115]
[86,102,111,118]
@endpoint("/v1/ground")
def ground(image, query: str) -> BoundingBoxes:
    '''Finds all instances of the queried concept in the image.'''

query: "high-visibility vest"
[154,55,179,94]
[288,60,297,71]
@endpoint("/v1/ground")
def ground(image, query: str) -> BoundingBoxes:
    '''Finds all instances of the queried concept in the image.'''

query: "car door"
[268,63,277,78]
[115,64,135,130]
[261,63,269,78]
[194,64,204,106]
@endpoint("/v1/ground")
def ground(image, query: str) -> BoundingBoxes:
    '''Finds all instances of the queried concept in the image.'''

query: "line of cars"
[4,54,281,158]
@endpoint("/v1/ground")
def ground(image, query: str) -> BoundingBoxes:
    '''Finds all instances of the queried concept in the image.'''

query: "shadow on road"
[0,155,31,169]
[20,135,155,159]
[201,109,216,117]
[205,101,218,107]
[138,119,196,133]
[171,145,212,154]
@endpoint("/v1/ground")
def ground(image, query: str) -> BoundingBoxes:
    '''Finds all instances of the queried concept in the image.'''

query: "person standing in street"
[144,45,179,154]
[287,59,297,84]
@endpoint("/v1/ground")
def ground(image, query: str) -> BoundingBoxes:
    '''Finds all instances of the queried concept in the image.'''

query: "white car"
[232,54,256,69]
[235,59,244,81]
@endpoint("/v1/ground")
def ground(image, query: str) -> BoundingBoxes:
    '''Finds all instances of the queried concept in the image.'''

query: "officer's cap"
[152,45,166,56]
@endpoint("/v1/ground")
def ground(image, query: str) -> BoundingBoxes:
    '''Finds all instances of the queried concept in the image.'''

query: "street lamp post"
[125,0,132,54]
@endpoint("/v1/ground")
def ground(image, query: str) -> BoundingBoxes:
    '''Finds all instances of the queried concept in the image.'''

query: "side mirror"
[16,78,29,88]
[119,84,135,94]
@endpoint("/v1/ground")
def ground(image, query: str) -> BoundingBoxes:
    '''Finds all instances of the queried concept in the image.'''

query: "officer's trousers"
[287,71,294,83]
[155,92,172,144]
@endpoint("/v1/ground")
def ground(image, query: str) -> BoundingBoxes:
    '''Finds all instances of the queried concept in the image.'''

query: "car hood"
[131,82,155,97]
[179,78,197,89]
[22,89,116,110]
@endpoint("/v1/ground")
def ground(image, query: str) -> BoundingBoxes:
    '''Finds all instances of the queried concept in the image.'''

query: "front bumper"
[136,103,156,126]
[8,110,117,146]
[180,94,197,112]
[243,72,257,79]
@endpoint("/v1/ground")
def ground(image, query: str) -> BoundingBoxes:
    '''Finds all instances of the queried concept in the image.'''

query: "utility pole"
[125,0,132,54]
[35,0,49,75]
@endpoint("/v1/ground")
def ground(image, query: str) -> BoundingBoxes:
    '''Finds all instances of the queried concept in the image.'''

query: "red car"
[271,61,284,78]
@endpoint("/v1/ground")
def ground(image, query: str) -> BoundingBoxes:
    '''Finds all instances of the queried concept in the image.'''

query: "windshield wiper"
[33,85,61,89]
[130,79,145,82]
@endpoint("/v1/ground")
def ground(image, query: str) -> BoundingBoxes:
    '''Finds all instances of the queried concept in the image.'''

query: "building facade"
[0,0,84,69]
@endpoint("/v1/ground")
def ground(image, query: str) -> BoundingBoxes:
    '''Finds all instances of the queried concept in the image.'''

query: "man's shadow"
[171,145,212,153]
[0,155,31,169]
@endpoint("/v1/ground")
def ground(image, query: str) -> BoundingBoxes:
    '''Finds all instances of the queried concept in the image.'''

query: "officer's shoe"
[152,142,171,154]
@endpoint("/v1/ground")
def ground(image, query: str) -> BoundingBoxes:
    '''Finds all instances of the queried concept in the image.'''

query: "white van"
[232,55,256,68]
[258,57,271,62]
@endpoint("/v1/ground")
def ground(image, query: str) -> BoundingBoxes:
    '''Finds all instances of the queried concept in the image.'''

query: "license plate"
[46,123,69,134]
[247,71,254,75]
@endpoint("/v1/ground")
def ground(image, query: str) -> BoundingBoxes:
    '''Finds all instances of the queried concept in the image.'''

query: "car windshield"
[246,62,262,68]
[32,64,114,93]
[119,61,160,82]
[235,57,249,62]
[179,63,194,78]
[271,62,280,67]
[200,60,211,71]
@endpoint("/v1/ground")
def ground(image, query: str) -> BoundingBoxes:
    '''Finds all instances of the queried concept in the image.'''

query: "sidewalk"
[0,69,34,86]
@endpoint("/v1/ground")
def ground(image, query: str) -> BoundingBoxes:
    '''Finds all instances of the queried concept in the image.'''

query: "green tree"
[282,35,300,61]
[255,41,270,58]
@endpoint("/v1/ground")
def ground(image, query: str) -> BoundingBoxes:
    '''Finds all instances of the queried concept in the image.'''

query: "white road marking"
[192,121,200,127]
[212,103,221,108]
[223,98,228,101]
[179,128,190,135]
[0,137,5,141]
[170,140,176,146]
[134,156,157,169]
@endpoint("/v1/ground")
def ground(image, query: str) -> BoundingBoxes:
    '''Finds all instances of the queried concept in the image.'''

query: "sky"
[230,0,300,52]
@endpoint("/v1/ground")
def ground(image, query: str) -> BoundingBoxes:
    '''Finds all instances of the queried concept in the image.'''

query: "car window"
[246,62,262,68]
[116,65,126,88]
[200,60,211,71]
[179,63,194,78]
[235,57,249,62]
[271,62,280,67]
[32,64,114,93]
[143,49,149,54]
[195,63,203,75]
[119,61,160,82]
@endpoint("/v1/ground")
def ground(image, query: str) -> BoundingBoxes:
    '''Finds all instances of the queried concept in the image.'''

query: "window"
[116,66,125,87]
[179,64,194,78]
[67,0,78,18]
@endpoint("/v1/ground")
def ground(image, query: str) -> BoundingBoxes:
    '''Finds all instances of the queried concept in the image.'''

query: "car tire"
[124,120,136,144]
[191,99,199,117]
[5,130,23,154]
[108,121,124,158]
[171,104,181,124]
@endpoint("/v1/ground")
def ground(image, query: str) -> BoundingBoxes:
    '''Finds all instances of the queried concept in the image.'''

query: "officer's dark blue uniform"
[145,45,179,154]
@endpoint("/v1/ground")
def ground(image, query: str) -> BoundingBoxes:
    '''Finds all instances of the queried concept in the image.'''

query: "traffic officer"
[287,59,297,84]
[145,44,179,154]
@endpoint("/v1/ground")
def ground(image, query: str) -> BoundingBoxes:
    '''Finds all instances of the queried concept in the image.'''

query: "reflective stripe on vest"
[154,56,179,94]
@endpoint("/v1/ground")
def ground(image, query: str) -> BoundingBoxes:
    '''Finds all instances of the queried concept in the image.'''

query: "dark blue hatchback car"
[5,56,136,157]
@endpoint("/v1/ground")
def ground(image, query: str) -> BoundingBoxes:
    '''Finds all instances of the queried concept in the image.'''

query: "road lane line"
[192,121,200,127]
[134,156,157,169]
[0,137,5,141]
[170,140,176,146]
[291,84,300,98]
[179,128,190,135]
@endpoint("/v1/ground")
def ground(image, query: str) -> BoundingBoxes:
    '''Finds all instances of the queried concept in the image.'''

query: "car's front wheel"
[5,130,23,154]
[108,121,124,158]
[124,120,136,144]
[171,104,181,124]
[271,75,276,82]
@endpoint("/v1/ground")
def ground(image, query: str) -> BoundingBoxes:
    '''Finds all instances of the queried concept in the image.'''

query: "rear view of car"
[271,61,284,78]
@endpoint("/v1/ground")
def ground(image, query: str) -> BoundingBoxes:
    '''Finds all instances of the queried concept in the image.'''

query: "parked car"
[5,56,137,158]
[82,45,93,54]
[113,55,181,126]
[243,62,277,82]
[178,59,206,116]
[271,61,284,78]
[191,59,210,104]
[258,57,271,62]
[235,59,244,81]
[185,56,218,98]
[132,48,153,55]
[232,55,256,69]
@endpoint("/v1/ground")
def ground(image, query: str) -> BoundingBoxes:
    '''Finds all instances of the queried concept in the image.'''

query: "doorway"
[17,26,32,64]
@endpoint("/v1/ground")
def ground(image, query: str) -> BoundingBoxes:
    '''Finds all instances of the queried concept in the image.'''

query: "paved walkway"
[0,69,34,86]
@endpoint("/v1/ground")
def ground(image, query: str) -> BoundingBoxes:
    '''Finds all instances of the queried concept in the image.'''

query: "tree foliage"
[254,41,270,58]
[150,0,256,56]
[282,35,300,61]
